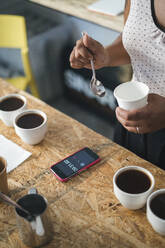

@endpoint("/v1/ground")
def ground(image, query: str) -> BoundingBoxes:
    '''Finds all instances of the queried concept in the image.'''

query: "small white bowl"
[114,81,149,110]
[147,189,165,235]
[113,166,155,210]
[14,109,47,145]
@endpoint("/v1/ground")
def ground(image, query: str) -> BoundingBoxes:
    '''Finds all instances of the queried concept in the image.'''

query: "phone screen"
[50,147,100,181]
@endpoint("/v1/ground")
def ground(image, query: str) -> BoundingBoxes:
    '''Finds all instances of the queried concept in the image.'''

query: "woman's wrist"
[103,47,111,67]
[103,44,131,67]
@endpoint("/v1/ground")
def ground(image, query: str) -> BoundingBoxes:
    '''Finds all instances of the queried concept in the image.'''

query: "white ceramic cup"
[0,94,27,127]
[113,166,155,210]
[14,109,47,145]
[114,81,149,110]
[147,189,165,235]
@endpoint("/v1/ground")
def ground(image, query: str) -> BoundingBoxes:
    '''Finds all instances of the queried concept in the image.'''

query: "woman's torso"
[122,0,165,96]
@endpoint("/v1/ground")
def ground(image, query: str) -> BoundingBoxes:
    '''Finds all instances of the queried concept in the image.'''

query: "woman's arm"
[104,0,131,67]
[70,0,131,69]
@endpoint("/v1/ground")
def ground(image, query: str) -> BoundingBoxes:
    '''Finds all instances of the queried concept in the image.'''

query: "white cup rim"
[147,189,165,223]
[14,109,47,131]
[114,81,149,103]
[113,165,155,197]
[0,93,27,113]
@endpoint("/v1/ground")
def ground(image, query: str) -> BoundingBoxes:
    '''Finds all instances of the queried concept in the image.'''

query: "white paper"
[0,135,31,173]
[87,0,125,16]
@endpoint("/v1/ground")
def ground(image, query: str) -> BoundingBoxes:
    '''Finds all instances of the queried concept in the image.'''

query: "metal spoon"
[90,59,106,97]
[0,191,35,221]
[81,31,106,97]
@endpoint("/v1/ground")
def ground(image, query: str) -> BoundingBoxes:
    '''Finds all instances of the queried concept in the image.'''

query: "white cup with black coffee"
[0,94,27,127]
[14,109,47,145]
[147,189,165,235]
[113,166,155,210]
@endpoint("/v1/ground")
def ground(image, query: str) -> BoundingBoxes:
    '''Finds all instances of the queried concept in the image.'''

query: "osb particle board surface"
[0,78,165,248]
[28,0,124,32]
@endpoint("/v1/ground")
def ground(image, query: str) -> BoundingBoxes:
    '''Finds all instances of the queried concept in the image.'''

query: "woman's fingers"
[116,113,147,134]
[116,110,141,127]
[83,33,103,54]
[74,47,91,64]
[76,39,93,60]
[70,44,92,68]
[70,47,87,68]
[70,34,105,69]
[115,107,149,134]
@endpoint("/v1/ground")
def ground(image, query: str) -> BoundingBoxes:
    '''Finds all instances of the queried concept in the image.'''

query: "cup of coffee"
[113,166,155,210]
[0,156,8,194]
[0,93,27,126]
[14,109,47,145]
[114,81,149,110]
[147,189,165,235]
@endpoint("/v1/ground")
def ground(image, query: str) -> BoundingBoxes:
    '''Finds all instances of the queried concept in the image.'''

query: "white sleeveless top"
[122,0,165,96]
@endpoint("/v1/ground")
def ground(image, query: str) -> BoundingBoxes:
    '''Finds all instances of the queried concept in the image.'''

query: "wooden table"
[0,78,165,248]
[28,0,124,32]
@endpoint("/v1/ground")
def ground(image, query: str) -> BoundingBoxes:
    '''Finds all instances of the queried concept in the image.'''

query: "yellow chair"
[0,14,40,98]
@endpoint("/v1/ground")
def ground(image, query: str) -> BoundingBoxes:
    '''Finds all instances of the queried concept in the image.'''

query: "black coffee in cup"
[116,169,151,194]
[16,194,47,219]
[150,193,165,219]
[16,113,44,129]
[0,96,24,111]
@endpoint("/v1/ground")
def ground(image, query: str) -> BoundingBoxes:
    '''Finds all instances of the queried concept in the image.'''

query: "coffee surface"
[16,113,44,129]
[16,194,46,219]
[0,97,24,111]
[150,193,165,219]
[116,169,151,194]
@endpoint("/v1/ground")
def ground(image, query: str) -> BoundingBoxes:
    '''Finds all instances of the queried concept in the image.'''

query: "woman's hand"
[116,94,165,134]
[69,33,109,69]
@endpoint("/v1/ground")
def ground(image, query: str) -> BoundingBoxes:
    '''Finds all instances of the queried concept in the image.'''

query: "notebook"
[87,0,125,16]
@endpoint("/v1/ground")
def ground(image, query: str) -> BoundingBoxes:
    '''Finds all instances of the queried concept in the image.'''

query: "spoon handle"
[81,32,96,78]
[0,191,30,215]
[90,59,96,79]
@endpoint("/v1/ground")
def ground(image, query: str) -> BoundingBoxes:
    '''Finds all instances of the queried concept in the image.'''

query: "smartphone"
[50,147,101,182]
